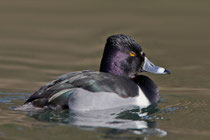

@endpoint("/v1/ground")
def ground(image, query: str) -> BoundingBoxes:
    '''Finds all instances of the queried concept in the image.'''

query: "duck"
[24,34,170,111]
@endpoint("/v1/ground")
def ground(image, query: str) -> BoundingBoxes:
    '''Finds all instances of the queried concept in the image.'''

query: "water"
[0,0,210,139]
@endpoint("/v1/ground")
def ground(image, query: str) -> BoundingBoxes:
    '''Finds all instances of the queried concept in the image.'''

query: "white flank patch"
[135,86,151,108]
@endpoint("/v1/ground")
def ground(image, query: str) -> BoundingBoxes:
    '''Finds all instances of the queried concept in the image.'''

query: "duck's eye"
[129,52,136,57]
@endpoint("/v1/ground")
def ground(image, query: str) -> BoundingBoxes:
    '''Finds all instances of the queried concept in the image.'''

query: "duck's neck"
[100,51,129,77]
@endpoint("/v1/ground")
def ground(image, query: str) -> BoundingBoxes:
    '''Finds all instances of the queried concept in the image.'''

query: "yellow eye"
[129,52,135,57]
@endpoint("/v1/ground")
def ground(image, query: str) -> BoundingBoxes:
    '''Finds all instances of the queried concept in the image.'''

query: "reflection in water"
[1,92,167,138]
[3,91,210,139]
[29,106,167,138]
[0,92,167,138]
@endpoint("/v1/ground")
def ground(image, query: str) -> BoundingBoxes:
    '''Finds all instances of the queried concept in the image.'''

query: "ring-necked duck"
[24,34,170,111]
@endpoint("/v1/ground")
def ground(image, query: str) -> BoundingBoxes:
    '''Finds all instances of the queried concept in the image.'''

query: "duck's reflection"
[30,106,167,138]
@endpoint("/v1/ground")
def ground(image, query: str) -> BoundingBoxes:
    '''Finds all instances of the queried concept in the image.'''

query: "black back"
[25,70,139,107]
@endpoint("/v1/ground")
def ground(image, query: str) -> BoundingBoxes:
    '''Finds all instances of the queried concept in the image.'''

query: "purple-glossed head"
[100,34,170,78]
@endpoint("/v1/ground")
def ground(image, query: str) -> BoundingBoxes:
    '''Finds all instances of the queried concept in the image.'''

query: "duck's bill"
[142,57,170,74]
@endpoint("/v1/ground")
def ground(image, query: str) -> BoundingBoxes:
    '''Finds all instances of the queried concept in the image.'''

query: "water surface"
[0,0,210,139]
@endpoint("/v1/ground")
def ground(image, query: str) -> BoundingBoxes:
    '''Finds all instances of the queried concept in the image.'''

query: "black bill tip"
[164,69,171,74]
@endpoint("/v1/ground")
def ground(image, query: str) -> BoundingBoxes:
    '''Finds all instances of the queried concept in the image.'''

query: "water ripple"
[0,92,29,104]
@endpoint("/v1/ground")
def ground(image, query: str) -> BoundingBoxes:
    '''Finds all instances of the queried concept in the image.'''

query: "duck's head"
[100,34,170,78]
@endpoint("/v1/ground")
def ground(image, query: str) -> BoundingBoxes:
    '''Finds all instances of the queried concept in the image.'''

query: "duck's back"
[25,70,139,109]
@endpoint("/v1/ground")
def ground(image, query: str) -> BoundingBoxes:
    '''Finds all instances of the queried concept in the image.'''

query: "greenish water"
[0,0,210,139]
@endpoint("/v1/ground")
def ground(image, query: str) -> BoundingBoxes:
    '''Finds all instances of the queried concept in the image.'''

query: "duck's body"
[24,34,170,111]
[25,70,159,111]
